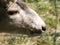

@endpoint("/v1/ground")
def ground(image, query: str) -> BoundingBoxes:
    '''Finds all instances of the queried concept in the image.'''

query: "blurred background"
[0,0,60,45]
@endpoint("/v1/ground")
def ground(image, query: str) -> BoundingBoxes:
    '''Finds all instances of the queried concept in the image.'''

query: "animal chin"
[29,26,43,34]
[30,29,42,34]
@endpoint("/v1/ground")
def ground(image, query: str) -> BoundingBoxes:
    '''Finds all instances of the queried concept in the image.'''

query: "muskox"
[0,0,46,34]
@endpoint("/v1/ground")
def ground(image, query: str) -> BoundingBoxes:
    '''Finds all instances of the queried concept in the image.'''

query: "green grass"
[0,0,60,45]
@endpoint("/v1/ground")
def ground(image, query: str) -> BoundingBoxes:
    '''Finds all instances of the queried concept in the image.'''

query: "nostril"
[42,26,46,31]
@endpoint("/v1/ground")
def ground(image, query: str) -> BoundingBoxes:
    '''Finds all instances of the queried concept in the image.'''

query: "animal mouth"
[30,26,46,34]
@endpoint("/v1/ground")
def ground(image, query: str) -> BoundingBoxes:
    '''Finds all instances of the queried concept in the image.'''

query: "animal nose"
[42,26,46,31]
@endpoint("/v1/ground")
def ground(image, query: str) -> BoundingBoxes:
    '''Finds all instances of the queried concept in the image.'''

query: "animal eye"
[7,11,19,15]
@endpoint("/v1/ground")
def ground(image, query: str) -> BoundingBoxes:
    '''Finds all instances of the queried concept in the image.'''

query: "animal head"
[0,0,46,34]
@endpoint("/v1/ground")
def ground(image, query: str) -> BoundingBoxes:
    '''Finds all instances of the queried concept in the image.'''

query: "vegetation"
[0,0,60,45]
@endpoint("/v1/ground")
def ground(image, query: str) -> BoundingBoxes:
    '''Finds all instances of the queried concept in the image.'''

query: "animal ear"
[16,0,28,10]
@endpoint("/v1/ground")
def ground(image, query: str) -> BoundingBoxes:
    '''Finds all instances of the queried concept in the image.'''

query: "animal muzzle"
[30,26,46,34]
